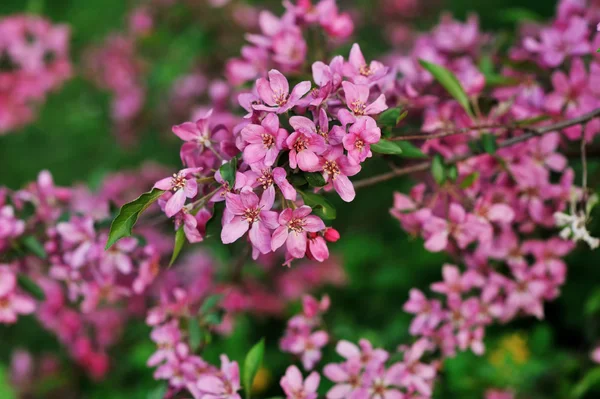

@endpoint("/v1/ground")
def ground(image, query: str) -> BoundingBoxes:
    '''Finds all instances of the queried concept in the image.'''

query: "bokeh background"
[2,0,600,398]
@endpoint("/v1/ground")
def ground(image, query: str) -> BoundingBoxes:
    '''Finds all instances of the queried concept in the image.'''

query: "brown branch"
[389,124,510,141]
[354,108,600,190]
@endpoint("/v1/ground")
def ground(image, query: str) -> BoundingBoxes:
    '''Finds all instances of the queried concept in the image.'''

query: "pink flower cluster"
[276,296,438,399]
[0,265,35,323]
[0,15,71,133]
[226,0,353,85]
[280,295,330,370]
[157,41,388,265]
[0,168,171,377]
[144,253,347,396]
[381,0,597,384]
[323,338,437,399]
[84,34,146,146]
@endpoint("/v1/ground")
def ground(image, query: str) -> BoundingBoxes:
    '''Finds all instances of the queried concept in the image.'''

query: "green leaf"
[147,383,168,399]
[419,59,473,117]
[299,191,336,220]
[371,139,403,155]
[378,107,406,128]
[459,171,480,189]
[304,172,327,187]
[22,236,47,259]
[395,141,427,158]
[188,318,202,351]
[219,157,238,188]
[169,227,186,267]
[289,173,308,187]
[513,115,551,126]
[204,311,223,326]
[572,367,600,398]
[447,165,458,182]
[431,154,446,185]
[17,274,45,300]
[243,339,265,399]
[0,366,16,399]
[105,188,165,249]
[585,288,600,315]
[200,294,224,314]
[481,133,498,154]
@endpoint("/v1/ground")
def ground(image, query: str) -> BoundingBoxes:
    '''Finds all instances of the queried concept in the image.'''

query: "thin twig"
[582,133,588,201]
[354,108,600,190]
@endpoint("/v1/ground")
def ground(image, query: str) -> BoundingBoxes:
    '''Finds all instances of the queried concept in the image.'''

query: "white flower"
[554,192,599,249]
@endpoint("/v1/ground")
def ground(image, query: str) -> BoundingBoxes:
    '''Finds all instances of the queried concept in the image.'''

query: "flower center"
[171,173,187,191]
[293,137,308,152]
[243,207,261,224]
[311,88,320,98]
[262,133,275,149]
[316,126,328,142]
[219,181,231,198]
[196,134,211,147]
[372,379,386,395]
[257,170,274,189]
[288,217,305,233]
[273,90,289,107]
[0,297,9,309]
[354,138,365,151]
[323,160,340,180]
[351,100,366,115]
[359,64,373,77]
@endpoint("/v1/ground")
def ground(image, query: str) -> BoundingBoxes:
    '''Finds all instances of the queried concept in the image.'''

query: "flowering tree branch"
[354,107,600,189]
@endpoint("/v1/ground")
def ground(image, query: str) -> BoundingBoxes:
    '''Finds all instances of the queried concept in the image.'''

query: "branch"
[388,123,510,141]
[354,108,600,190]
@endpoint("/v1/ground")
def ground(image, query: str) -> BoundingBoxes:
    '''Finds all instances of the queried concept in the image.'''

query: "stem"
[354,108,600,190]
[188,187,220,210]
[582,133,588,201]
[207,145,224,162]
[197,176,216,185]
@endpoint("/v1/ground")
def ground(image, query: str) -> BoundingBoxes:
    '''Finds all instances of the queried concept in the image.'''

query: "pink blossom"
[272,206,326,259]
[254,69,311,113]
[56,217,96,268]
[323,359,366,399]
[430,264,484,301]
[403,289,443,335]
[291,330,329,370]
[344,43,389,85]
[280,365,320,399]
[0,266,36,324]
[0,206,25,245]
[545,58,596,122]
[336,339,389,370]
[432,13,481,54]
[286,125,327,172]
[193,355,241,399]
[320,146,361,202]
[394,339,436,396]
[154,168,201,217]
[147,321,182,367]
[342,116,381,163]
[306,234,330,263]
[342,81,388,117]
[100,237,137,274]
[523,16,591,67]
[241,113,288,166]
[182,208,212,243]
[221,191,278,254]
